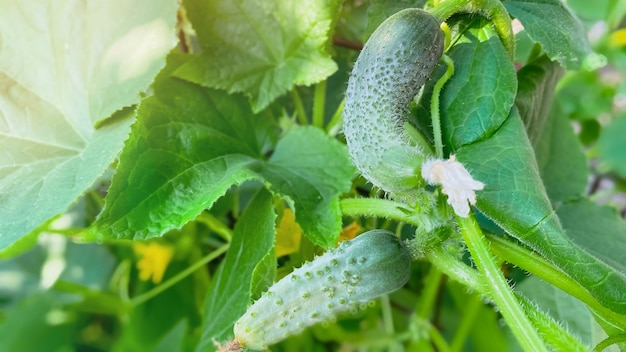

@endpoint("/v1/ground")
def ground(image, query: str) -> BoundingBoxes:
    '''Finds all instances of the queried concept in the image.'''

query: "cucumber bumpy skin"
[343,8,444,194]
[233,230,412,351]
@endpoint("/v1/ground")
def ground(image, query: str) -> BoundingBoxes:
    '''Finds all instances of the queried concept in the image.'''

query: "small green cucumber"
[343,8,444,194]
[233,230,411,350]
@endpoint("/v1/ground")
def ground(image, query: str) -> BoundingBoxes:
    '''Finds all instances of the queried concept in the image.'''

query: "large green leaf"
[90,54,268,241]
[515,56,588,203]
[503,0,591,69]
[515,56,564,145]
[441,35,517,151]
[258,127,355,247]
[456,111,626,314]
[515,276,605,349]
[174,0,339,112]
[557,199,626,278]
[534,107,589,203]
[0,0,178,253]
[196,189,276,352]
[92,54,353,248]
[456,112,553,254]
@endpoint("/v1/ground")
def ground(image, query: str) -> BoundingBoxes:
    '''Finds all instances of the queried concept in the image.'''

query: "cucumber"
[343,8,444,194]
[233,230,412,350]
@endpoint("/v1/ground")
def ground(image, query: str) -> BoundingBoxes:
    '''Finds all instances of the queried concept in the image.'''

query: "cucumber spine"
[343,8,444,194]
[233,230,412,350]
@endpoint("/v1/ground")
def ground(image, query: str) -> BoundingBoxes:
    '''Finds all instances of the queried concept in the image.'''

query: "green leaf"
[534,107,589,203]
[514,30,540,66]
[516,276,606,349]
[260,127,355,247]
[365,0,427,38]
[174,0,339,112]
[557,199,626,278]
[514,56,588,203]
[0,0,178,252]
[515,56,564,145]
[250,251,277,301]
[441,35,517,151]
[92,54,353,248]
[90,53,269,241]
[456,110,626,314]
[503,0,591,69]
[597,115,626,178]
[196,189,276,352]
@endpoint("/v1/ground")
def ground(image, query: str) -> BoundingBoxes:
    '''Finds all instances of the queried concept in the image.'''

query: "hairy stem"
[431,55,455,159]
[340,197,437,230]
[456,215,548,352]
[430,0,514,58]
[344,203,588,351]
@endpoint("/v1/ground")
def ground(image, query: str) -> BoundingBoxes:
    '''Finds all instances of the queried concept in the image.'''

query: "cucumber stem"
[430,0,515,59]
[517,296,588,352]
[431,55,455,159]
[456,215,548,352]
[344,202,588,351]
[428,245,588,352]
[340,198,437,230]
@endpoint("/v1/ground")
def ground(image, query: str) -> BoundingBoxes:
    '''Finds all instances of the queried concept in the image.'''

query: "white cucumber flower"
[421,155,484,218]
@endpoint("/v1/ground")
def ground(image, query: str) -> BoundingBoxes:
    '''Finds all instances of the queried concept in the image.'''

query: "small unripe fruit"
[233,230,412,350]
[343,8,444,194]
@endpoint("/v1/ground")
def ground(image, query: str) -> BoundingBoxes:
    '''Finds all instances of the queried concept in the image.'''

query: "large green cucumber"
[344,8,444,194]
[233,230,411,350]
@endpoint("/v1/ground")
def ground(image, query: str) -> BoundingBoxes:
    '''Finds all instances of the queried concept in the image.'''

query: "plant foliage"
[2,0,626,351]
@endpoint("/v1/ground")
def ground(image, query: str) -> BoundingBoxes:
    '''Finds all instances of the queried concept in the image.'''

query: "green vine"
[430,0,515,58]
